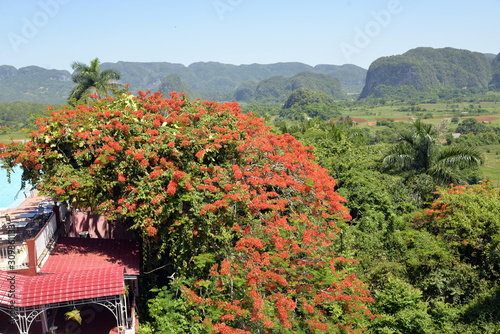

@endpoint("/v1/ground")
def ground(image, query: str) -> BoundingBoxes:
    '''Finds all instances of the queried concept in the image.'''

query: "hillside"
[102,61,366,92]
[248,71,346,103]
[490,53,500,90]
[0,65,72,103]
[359,47,497,99]
[4,48,500,104]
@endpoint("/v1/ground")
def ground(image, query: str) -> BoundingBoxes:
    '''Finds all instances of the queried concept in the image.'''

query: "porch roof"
[0,237,140,307]
[0,267,123,307]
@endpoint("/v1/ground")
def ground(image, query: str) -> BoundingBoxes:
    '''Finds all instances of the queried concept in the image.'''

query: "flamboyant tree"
[413,181,500,280]
[0,91,374,333]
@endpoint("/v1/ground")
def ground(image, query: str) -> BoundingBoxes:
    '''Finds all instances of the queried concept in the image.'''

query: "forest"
[0,52,499,333]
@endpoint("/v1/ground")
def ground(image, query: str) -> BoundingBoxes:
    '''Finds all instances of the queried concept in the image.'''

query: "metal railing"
[34,212,57,263]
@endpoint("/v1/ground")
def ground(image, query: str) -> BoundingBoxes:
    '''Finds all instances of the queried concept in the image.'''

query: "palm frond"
[67,58,121,102]
[436,146,484,168]
[427,165,460,185]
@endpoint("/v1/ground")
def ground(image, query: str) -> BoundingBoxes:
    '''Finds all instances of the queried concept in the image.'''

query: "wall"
[66,210,134,240]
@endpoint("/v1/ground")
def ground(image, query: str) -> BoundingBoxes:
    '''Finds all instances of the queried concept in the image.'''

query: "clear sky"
[0,0,498,71]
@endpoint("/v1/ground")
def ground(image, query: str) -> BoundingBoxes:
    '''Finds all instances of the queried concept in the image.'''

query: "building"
[0,197,140,334]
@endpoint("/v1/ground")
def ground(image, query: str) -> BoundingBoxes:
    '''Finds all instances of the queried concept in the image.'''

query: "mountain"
[0,65,72,103]
[0,61,366,103]
[102,61,366,97]
[246,72,346,104]
[313,64,366,93]
[490,53,500,90]
[359,47,496,99]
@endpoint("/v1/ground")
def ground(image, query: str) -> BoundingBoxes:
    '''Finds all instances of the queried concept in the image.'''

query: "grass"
[0,131,29,144]
[479,144,500,187]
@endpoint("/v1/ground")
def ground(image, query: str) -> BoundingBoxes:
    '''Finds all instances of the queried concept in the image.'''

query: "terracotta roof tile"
[0,267,124,307]
[40,237,140,275]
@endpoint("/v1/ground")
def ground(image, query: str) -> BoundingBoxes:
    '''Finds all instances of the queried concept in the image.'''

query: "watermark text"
[8,0,71,53]
[213,0,243,20]
[339,0,410,62]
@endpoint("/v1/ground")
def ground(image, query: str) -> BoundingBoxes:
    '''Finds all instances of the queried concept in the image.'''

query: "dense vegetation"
[490,53,500,90]
[283,117,499,333]
[68,58,121,103]
[0,101,62,132]
[278,88,342,121]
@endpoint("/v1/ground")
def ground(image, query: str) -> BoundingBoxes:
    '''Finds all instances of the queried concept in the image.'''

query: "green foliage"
[283,88,336,109]
[451,131,500,147]
[370,277,433,334]
[0,101,61,131]
[277,114,499,333]
[414,182,500,280]
[99,61,364,102]
[455,117,492,134]
[158,74,194,97]
[313,64,367,94]
[459,287,500,333]
[233,81,258,101]
[140,285,206,334]
[279,88,341,121]
[65,309,82,325]
[240,103,281,119]
[489,53,500,90]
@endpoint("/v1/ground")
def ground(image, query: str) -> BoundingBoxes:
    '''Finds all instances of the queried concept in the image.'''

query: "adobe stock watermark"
[6,275,17,319]
[213,0,243,20]
[339,0,411,62]
[8,0,72,53]
[7,220,17,271]
[6,219,18,325]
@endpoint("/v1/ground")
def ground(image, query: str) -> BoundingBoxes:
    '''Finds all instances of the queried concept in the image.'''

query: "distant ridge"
[2,48,499,104]
[0,61,367,103]
[101,61,367,99]
[0,65,72,103]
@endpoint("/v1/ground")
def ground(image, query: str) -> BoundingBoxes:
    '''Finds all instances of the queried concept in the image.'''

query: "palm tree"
[68,58,121,103]
[382,119,484,185]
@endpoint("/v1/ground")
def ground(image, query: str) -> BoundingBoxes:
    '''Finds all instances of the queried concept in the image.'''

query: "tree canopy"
[0,91,374,333]
[279,88,341,121]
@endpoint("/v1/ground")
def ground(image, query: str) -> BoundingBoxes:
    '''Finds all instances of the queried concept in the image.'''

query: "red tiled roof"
[0,267,124,307]
[41,237,140,275]
[0,237,140,307]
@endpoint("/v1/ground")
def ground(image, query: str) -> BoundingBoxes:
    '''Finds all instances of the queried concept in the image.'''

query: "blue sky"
[0,0,498,71]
